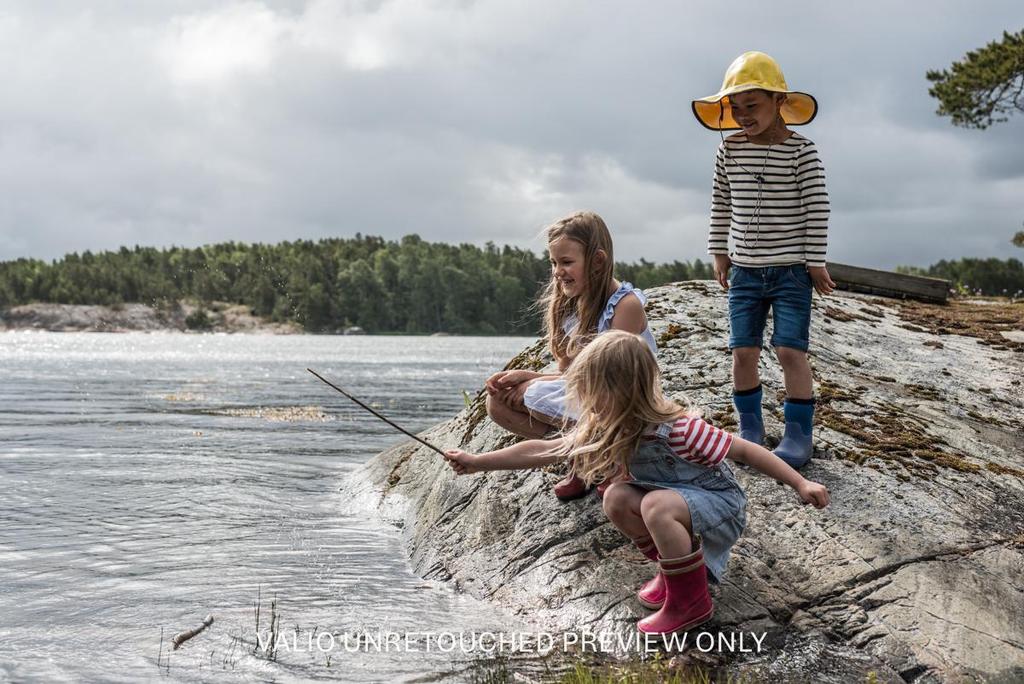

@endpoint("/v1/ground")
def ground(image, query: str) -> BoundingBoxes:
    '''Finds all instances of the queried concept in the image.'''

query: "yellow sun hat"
[692,51,818,131]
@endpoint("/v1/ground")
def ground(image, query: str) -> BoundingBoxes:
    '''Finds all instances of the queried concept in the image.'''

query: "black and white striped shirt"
[707,132,830,268]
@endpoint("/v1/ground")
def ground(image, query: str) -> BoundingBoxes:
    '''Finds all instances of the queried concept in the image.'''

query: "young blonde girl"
[449,330,829,635]
[484,211,657,500]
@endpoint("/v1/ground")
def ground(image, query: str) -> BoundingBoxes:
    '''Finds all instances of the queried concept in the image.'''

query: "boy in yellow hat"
[692,51,834,468]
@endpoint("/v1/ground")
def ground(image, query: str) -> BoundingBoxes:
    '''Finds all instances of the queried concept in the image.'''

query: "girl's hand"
[500,381,530,411]
[796,479,830,508]
[484,371,509,395]
[445,449,483,475]
[484,369,536,394]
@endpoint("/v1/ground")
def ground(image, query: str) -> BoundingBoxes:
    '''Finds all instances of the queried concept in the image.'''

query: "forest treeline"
[897,258,1024,297]
[0,235,711,334]
[2,235,1019,333]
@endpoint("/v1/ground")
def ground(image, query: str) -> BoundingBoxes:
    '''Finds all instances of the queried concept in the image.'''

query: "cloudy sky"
[0,1,1021,269]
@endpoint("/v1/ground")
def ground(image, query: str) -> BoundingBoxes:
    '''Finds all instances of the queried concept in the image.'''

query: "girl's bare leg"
[602,483,651,539]
[485,393,551,439]
[639,490,693,558]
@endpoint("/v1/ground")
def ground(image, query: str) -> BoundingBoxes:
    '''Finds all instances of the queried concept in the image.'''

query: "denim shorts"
[728,264,813,351]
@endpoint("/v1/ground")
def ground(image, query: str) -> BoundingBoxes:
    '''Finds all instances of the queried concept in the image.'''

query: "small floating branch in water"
[172,614,214,650]
[306,368,446,456]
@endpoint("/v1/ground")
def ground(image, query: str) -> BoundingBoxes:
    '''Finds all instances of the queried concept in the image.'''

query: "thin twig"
[306,368,446,456]
[254,585,261,636]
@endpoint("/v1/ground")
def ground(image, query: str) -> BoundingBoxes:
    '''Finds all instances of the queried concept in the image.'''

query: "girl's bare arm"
[607,291,647,335]
[726,437,830,508]
[445,438,565,474]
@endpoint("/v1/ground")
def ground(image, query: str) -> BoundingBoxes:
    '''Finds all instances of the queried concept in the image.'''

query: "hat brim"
[692,89,818,131]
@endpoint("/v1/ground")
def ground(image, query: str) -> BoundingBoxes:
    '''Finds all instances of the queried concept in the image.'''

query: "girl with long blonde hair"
[484,211,657,500]
[448,331,829,636]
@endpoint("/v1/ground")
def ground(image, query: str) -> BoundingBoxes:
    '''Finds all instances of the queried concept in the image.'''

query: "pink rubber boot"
[637,540,714,635]
[632,535,666,609]
[553,473,590,500]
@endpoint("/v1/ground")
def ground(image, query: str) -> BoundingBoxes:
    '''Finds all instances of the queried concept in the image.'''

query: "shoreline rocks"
[347,282,1024,683]
[0,301,300,333]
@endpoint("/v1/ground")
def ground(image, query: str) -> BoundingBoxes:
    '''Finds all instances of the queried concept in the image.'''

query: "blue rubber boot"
[774,399,815,469]
[733,385,764,446]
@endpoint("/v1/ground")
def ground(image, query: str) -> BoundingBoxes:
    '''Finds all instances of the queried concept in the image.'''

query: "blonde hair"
[538,211,615,364]
[560,330,687,485]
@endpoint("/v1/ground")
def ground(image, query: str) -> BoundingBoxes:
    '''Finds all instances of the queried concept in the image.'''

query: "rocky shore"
[346,282,1024,683]
[0,301,300,333]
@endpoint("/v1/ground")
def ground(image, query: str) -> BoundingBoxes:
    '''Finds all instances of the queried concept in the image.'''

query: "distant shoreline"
[0,302,536,336]
[0,302,300,334]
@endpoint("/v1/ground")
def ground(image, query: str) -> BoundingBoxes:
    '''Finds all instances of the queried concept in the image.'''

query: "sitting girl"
[484,211,657,500]
[449,330,829,635]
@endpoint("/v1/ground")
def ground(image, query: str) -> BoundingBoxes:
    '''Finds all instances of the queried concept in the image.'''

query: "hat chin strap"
[717,109,786,251]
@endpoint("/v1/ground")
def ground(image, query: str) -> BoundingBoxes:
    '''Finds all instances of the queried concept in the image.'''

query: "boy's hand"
[796,479,830,508]
[713,254,732,290]
[445,449,483,475]
[807,266,836,296]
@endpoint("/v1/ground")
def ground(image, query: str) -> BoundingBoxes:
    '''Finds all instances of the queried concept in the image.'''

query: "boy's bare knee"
[775,346,807,367]
[732,347,760,367]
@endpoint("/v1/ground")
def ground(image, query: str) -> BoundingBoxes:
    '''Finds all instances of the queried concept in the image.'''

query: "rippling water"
[0,332,533,682]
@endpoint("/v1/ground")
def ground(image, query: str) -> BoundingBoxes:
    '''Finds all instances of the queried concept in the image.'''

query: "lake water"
[0,332,535,683]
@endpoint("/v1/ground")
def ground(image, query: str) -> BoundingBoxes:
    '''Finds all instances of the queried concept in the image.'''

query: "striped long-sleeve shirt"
[664,416,734,467]
[708,132,830,268]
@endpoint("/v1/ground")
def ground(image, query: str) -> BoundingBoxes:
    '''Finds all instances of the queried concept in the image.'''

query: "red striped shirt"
[665,417,733,466]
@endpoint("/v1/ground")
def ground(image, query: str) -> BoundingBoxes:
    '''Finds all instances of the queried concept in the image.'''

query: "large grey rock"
[347,282,1024,683]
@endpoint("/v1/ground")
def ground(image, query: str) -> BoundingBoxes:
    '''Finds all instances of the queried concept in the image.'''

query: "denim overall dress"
[627,423,748,582]
[523,282,658,421]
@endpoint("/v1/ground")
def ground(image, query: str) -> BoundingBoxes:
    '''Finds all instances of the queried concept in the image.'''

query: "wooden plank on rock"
[828,262,949,304]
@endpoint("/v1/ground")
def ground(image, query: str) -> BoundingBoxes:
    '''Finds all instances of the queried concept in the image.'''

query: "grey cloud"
[0,0,1021,269]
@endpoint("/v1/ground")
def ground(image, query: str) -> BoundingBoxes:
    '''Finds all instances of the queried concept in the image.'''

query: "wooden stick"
[172,614,214,650]
[306,368,446,456]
